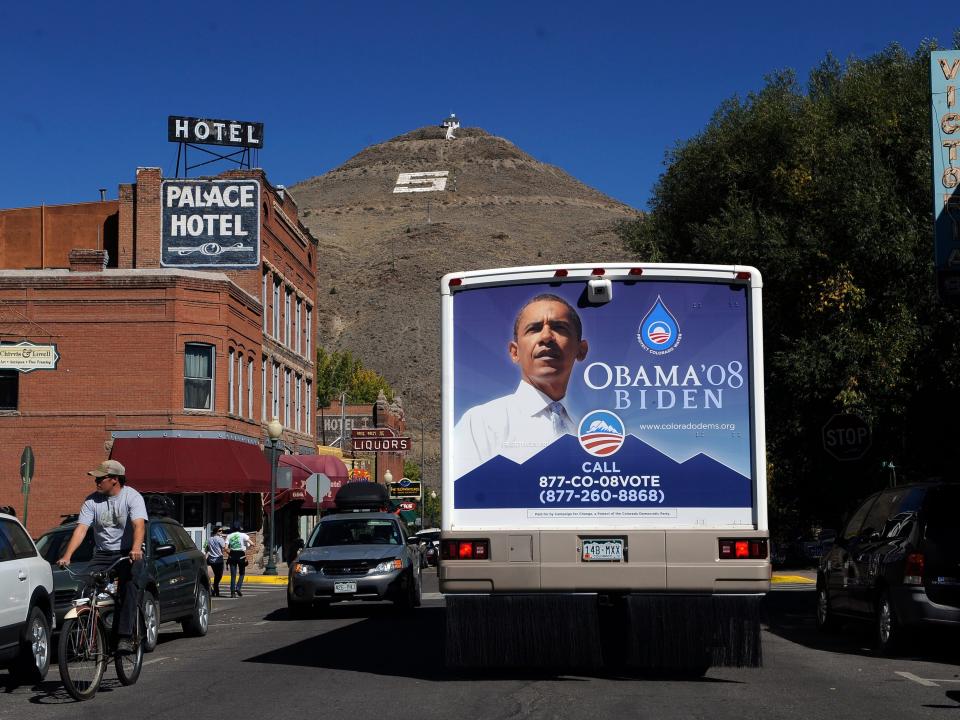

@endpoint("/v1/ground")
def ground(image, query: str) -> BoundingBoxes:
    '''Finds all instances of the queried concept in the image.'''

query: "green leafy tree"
[315,348,395,407]
[619,42,960,536]
[403,460,421,484]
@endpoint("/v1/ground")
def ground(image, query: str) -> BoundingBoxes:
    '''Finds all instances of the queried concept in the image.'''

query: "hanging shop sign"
[351,427,412,453]
[161,179,261,268]
[168,115,264,148]
[0,342,60,373]
[931,51,960,304]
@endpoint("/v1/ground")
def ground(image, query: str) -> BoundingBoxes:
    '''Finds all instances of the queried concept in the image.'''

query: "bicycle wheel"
[58,610,107,701]
[115,607,144,685]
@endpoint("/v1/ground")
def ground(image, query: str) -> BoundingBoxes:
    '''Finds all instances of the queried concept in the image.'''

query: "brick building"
[0,167,318,543]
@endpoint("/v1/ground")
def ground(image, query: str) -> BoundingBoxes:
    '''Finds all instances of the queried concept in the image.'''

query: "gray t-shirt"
[78,486,148,552]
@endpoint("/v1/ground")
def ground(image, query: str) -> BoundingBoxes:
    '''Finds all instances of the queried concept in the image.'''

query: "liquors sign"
[161,179,261,268]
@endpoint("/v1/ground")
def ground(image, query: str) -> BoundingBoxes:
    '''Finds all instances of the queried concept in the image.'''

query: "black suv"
[816,481,960,652]
[35,514,211,652]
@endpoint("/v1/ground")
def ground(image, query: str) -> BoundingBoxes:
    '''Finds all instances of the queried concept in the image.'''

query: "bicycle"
[57,555,145,701]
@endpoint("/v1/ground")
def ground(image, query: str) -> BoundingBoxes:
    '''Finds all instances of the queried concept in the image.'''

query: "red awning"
[111,437,271,493]
[279,454,349,511]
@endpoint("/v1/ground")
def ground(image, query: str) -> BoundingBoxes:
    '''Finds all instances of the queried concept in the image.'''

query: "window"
[262,269,269,333]
[185,343,214,410]
[0,369,17,410]
[284,368,292,426]
[295,298,302,354]
[842,495,877,541]
[237,351,244,417]
[305,306,312,355]
[0,518,37,559]
[272,276,281,339]
[149,522,173,551]
[36,527,93,563]
[248,358,254,420]
[261,356,267,421]
[306,380,312,436]
[284,287,292,347]
[228,348,235,414]
[272,362,280,418]
[295,374,302,432]
[0,342,18,410]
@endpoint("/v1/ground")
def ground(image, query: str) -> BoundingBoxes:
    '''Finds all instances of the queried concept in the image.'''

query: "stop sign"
[822,414,872,461]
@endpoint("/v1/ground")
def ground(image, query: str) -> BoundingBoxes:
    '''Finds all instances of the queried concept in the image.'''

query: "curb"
[771,574,815,584]
[231,575,288,586]
[236,573,813,587]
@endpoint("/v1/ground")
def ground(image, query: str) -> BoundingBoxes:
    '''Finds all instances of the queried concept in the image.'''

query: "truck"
[440,263,769,673]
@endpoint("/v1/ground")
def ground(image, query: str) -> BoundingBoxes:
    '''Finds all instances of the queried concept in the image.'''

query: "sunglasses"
[94,475,116,484]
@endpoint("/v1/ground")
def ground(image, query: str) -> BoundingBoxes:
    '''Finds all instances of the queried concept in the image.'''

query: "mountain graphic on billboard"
[454,434,751,510]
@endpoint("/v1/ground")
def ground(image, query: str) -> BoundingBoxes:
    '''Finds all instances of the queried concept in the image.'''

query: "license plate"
[582,539,624,562]
[334,581,357,594]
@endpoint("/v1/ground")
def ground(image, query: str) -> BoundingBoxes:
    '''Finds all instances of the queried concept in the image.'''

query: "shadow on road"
[763,589,960,666]
[246,604,738,683]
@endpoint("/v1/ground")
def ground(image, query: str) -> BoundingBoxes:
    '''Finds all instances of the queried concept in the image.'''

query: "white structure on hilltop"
[441,113,460,140]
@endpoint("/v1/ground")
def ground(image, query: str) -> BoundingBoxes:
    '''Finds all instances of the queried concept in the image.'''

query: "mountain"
[290,125,641,485]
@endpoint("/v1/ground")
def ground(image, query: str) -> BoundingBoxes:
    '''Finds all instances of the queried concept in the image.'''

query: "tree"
[403,459,421,484]
[315,348,395,407]
[619,42,960,536]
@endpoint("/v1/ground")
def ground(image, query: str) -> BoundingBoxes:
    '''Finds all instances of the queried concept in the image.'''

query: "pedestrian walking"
[226,522,252,597]
[205,524,226,597]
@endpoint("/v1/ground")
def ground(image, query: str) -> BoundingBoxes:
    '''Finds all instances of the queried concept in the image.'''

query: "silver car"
[287,513,422,616]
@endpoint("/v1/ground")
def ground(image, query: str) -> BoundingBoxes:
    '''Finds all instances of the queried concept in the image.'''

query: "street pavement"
[2,567,957,720]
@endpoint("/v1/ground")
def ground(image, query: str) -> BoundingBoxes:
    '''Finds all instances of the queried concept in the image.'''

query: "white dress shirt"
[453,381,576,478]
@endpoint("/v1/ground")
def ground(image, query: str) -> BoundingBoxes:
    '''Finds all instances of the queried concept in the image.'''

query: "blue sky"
[0,2,952,211]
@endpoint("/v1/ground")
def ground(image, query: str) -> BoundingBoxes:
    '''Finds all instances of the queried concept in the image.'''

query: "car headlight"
[369,559,403,574]
[293,562,316,575]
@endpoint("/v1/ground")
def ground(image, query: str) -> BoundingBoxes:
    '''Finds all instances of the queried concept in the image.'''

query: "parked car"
[817,480,960,653]
[414,528,440,568]
[0,508,54,682]
[287,483,422,616]
[34,512,210,652]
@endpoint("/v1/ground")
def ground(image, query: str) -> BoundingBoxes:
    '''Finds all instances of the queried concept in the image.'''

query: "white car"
[0,509,54,682]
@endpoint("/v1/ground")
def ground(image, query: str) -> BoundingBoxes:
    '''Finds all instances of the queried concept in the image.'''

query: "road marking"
[896,671,940,687]
[142,656,171,667]
[254,620,269,626]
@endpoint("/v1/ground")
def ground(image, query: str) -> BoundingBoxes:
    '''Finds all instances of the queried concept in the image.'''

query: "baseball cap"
[88,459,126,478]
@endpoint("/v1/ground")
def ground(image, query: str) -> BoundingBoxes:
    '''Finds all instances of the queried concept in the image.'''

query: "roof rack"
[333,481,390,513]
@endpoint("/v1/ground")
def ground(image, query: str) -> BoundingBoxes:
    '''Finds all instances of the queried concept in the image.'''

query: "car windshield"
[35,527,94,564]
[309,519,401,547]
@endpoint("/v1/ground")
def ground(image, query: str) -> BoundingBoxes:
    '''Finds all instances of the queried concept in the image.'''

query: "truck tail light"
[719,538,768,560]
[442,539,490,560]
[904,553,924,585]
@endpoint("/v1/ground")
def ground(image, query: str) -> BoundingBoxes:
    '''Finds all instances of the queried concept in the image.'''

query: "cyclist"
[57,459,148,654]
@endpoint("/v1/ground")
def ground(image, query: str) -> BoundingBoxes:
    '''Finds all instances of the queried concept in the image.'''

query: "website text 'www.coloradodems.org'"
[636,422,736,431]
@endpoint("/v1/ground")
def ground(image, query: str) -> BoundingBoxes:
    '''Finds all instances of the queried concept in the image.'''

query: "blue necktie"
[549,401,567,434]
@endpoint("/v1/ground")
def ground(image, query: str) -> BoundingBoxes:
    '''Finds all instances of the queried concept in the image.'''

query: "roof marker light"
[591,268,606,276]
[449,278,462,287]
[554,269,569,277]
[735,271,751,280]
[629,268,644,276]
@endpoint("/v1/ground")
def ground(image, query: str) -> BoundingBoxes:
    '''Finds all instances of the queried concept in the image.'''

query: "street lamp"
[264,416,283,576]
[384,468,393,485]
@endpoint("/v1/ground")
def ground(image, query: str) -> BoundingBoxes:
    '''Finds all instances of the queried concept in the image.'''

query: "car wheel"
[875,589,902,655]
[181,582,210,637]
[142,593,160,652]
[815,584,839,633]
[395,569,420,611]
[12,606,50,683]
[287,593,313,618]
